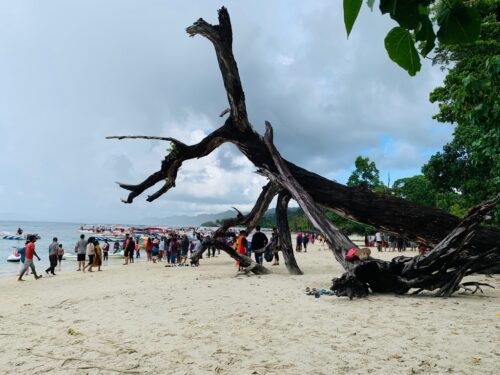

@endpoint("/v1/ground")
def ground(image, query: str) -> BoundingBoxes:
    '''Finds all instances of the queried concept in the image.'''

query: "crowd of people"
[15,226,428,281]
[365,232,427,254]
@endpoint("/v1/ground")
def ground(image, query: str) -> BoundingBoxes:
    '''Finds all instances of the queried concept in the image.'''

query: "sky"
[0,0,453,223]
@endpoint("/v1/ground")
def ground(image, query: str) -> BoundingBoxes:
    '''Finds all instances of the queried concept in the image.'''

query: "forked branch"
[108,120,233,203]
[214,181,280,237]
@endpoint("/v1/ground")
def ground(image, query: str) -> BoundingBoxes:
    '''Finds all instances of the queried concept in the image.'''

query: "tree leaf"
[384,27,422,76]
[415,14,436,56]
[437,2,481,45]
[379,0,395,15]
[380,0,420,30]
[366,0,375,11]
[344,0,363,37]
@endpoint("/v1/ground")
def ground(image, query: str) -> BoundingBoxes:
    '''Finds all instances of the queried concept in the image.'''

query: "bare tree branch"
[106,135,187,148]
[108,121,233,203]
[262,121,356,269]
[195,238,270,275]
[186,7,249,129]
[214,181,280,237]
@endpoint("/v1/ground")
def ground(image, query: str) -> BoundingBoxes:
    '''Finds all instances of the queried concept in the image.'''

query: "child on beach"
[135,241,141,259]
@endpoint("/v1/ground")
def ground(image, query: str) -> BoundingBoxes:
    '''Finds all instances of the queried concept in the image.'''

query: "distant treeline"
[201,208,375,234]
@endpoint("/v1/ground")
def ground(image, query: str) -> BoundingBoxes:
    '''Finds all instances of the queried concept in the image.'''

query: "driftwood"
[109,7,500,297]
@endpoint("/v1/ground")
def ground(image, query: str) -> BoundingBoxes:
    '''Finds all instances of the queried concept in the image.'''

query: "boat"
[7,248,67,262]
[7,249,20,262]
[0,232,41,241]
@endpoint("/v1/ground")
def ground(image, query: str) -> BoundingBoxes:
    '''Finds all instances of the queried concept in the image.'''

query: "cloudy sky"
[0,0,452,223]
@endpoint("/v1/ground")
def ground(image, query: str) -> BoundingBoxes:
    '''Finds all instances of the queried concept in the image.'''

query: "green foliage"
[425,2,500,223]
[344,0,363,37]
[384,26,422,76]
[345,0,483,75]
[392,175,436,206]
[347,156,382,190]
[436,1,481,44]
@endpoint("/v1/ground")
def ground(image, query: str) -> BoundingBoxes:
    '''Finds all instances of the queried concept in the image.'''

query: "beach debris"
[387,354,402,360]
[471,355,482,365]
[305,287,336,297]
[67,328,81,336]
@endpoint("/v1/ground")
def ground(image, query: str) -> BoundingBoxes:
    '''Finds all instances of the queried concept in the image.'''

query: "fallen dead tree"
[108,7,499,297]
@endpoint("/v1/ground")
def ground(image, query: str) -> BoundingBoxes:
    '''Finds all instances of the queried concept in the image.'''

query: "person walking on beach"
[93,240,103,271]
[236,230,248,272]
[113,240,120,254]
[18,235,42,281]
[45,237,59,276]
[251,226,268,265]
[190,235,203,267]
[134,240,140,259]
[57,244,64,272]
[271,227,280,266]
[302,233,309,252]
[295,232,302,252]
[102,239,109,261]
[75,234,87,271]
[122,234,130,253]
[123,235,135,265]
[151,238,160,263]
[375,231,382,252]
[180,235,190,265]
[129,237,136,263]
[83,237,96,272]
[145,237,153,262]
[17,241,29,276]
[169,235,179,265]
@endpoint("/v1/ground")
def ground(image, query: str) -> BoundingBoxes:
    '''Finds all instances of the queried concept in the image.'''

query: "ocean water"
[0,220,135,277]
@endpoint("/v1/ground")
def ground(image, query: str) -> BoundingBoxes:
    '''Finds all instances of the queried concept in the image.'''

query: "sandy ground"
[1,241,499,375]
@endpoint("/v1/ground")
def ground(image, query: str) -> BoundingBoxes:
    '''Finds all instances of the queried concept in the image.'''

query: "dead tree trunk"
[276,191,303,275]
[108,7,500,297]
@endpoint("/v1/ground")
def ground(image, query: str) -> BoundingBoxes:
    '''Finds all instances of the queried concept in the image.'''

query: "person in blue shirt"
[17,241,29,276]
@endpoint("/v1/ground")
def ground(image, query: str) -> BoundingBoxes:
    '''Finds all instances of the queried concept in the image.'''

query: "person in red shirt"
[18,235,42,281]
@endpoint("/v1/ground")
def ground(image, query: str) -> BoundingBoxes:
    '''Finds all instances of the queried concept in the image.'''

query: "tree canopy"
[424,1,499,222]
[347,156,382,190]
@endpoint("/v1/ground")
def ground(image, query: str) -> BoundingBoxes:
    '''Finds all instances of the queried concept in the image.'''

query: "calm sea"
[0,220,136,277]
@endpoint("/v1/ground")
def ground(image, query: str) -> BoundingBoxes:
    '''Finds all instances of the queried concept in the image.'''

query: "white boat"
[0,232,41,241]
[7,250,20,262]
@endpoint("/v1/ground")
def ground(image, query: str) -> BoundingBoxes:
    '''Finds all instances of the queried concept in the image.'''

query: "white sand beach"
[1,242,499,374]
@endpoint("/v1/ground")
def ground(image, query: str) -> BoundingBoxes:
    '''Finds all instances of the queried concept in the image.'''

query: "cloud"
[0,0,452,222]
